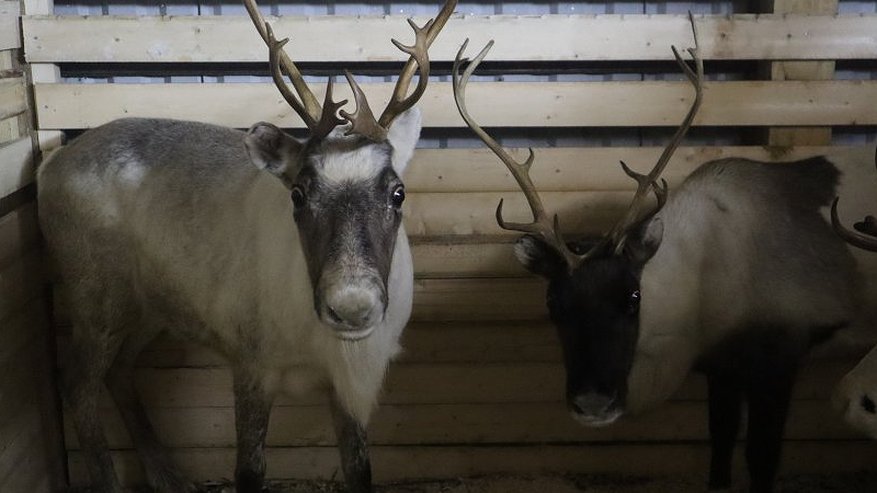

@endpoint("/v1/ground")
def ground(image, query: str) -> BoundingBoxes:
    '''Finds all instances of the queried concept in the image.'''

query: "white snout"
[321,283,385,340]
[569,392,623,428]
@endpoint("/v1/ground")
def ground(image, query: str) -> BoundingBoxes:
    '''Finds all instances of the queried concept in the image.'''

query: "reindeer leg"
[62,338,122,493]
[707,371,743,490]
[743,333,801,493]
[330,394,372,493]
[233,367,273,493]
[105,331,193,493]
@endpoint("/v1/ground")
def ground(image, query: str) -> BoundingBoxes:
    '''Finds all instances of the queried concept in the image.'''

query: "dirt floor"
[195,472,877,492]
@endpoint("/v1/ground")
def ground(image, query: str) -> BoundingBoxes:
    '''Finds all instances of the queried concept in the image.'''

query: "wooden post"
[761,0,838,146]
[22,0,61,153]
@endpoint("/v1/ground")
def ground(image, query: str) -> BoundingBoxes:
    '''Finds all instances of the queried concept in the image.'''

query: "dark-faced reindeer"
[37,1,456,491]
[831,150,877,438]
[453,15,860,493]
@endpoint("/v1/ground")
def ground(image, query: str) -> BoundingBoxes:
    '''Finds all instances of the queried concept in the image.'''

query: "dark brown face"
[291,139,405,339]
[514,220,663,425]
[546,255,642,425]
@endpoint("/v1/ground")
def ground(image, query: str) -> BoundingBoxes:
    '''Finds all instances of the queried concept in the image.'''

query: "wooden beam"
[33,80,877,130]
[0,77,25,122]
[0,137,35,199]
[22,14,877,63]
[763,0,839,146]
[0,2,20,51]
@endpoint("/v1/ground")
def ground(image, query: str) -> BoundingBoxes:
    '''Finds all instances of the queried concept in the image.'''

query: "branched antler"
[608,11,703,254]
[245,0,456,141]
[453,39,584,269]
[454,13,703,268]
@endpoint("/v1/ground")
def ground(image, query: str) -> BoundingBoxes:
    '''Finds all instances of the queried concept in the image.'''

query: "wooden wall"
[0,1,66,491]
[19,0,877,488]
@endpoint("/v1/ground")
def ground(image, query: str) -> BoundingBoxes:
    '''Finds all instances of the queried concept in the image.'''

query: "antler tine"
[608,12,703,251]
[245,0,347,135]
[377,0,458,129]
[340,71,389,142]
[312,77,349,139]
[265,25,317,129]
[453,39,582,269]
[831,198,877,252]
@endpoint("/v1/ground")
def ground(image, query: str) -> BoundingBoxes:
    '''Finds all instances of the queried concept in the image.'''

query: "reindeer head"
[453,14,702,424]
[243,0,455,339]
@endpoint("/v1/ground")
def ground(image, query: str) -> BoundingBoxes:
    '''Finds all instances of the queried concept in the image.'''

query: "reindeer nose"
[323,284,383,336]
[570,392,616,417]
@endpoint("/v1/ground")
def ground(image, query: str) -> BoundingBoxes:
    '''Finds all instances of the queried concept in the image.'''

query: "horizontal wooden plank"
[0,77,25,121]
[0,137,34,199]
[404,191,645,238]
[67,359,858,410]
[22,14,877,63]
[27,144,874,195]
[66,441,877,485]
[404,145,873,193]
[63,398,863,450]
[0,2,20,51]
[33,80,877,130]
[0,202,39,269]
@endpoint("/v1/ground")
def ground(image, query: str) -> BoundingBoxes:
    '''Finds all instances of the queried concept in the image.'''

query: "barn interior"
[3,0,877,491]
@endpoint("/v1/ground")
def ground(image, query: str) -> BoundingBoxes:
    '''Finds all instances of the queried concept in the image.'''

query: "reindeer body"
[39,116,419,492]
[628,157,859,410]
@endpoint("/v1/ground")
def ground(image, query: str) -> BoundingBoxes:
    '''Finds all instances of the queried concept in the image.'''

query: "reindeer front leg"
[330,393,373,493]
[233,367,273,493]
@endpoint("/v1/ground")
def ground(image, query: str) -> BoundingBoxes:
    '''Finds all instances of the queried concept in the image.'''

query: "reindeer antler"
[453,14,703,269]
[452,39,584,269]
[607,11,703,254]
[342,0,458,141]
[244,0,345,138]
[245,0,456,141]
[832,146,877,252]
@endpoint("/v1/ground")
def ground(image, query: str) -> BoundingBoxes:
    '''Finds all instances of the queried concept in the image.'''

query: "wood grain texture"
[0,137,35,198]
[0,1,20,52]
[33,80,877,129]
[22,14,877,63]
[0,77,26,121]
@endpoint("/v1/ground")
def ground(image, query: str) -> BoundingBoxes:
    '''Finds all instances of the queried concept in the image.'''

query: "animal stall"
[3,0,877,491]
[0,0,66,491]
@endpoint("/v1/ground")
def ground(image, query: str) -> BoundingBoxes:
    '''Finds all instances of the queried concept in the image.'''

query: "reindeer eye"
[291,186,306,209]
[628,290,641,313]
[391,185,405,208]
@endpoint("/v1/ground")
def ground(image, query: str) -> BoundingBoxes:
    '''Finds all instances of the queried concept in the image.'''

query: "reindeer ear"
[244,122,305,188]
[386,107,422,176]
[514,235,569,280]
[623,217,663,269]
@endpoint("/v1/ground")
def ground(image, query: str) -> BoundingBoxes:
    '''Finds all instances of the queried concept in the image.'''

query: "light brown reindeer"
[38,1,456,491]
[454,14,860,493]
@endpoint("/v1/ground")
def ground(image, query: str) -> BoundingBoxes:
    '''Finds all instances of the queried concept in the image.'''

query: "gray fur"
[38,113,420,492]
